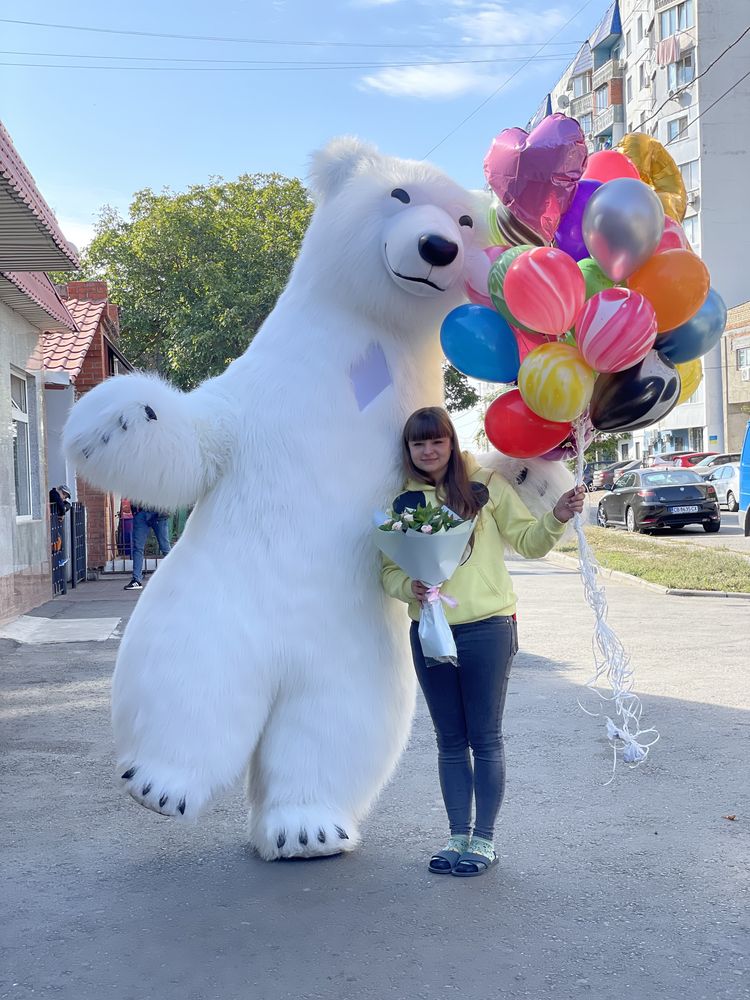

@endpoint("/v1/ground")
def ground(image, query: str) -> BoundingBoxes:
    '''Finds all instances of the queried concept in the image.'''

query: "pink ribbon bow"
[424,586,458,609]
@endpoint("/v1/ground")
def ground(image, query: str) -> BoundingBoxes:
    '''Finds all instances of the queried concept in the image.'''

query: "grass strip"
[557,527,750,593]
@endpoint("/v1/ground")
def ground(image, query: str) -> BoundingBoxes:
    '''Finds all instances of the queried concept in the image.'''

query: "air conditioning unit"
[686,190,699,205]
[741,368,750,382]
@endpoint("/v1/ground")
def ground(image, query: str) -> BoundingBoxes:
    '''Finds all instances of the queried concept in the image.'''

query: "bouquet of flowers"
[374,502,476,664]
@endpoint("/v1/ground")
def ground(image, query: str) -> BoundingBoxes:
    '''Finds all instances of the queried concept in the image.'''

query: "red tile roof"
[0,270,77,330]
[43,295,108,379]
[0,119,80,270]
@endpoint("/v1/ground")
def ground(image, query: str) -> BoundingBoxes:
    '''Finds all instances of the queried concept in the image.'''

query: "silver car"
[704,463,740,511]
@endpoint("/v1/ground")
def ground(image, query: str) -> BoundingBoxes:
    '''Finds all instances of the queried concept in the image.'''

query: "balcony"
[570,93,593,119]
[592,58,624,90]
[593,103,625,136]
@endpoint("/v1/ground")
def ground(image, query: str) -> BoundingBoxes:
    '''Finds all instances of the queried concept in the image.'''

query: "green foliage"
[443,365,479,413]
[379,501,464,533]
[80,174,314,389]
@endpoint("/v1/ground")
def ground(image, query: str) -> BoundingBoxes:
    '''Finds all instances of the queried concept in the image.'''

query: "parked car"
[739,420,750,537]
[582,461,611,491]
[692,452,741,476]
[596,467,720,533]
[592,459,641,491]
[643,451,717,468]
[704,463,740,511]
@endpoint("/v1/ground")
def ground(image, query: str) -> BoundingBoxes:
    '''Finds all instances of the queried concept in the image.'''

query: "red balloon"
[582,150,640,183]
[655,216,692,254]
[503,247,586,336]
[485,388,572,458]
[512,325,550,361]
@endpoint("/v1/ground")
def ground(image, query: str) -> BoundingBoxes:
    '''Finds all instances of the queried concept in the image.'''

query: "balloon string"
[572,415,659,781]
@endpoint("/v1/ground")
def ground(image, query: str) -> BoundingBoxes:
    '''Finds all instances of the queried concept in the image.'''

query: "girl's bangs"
[404,408,453,442]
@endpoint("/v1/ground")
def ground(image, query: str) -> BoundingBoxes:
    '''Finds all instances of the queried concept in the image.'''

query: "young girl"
[381,407,584,877]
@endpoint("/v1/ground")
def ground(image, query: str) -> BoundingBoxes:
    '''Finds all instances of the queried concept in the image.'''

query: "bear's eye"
[459,214,474,228]
[391,188,410,204]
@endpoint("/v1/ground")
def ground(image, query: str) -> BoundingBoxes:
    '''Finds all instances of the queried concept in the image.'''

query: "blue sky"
[0,0,611,251]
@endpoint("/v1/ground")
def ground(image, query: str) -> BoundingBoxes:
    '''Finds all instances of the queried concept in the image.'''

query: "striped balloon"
[675,358,702,404]
[503,247,586,336]
[489,200,547,248]
[518,342,596,422]
[576,288,658,373]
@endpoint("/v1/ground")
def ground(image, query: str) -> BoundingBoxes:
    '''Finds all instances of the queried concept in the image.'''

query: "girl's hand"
[553,485,586,523]
[411,580,429,600]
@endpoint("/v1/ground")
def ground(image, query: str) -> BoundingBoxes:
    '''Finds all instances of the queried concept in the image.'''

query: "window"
[625,30,632,56]
[11,371,32,517]
[737,347,750,369]
[680,159,699,190]
[639,63,649,90]
[579,113,593,135]
[595,85,609,112]
[573,72,591,97]
[621,443,630,460]
[682,214,699,246]
[667,52,694,90]
[637,15,644,41]
[635,442,641,460]
[667,115,689,141]
[660,0,694,39]
[626,75,633,102]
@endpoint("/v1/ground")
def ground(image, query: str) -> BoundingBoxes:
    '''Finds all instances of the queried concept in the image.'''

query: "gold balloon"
[618,133,687,222]
[675,359,703,405]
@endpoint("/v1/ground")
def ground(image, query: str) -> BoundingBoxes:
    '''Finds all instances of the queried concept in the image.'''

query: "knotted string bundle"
[571,417,659,781]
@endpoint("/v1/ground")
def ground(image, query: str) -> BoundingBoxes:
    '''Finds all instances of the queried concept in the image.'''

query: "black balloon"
[590,350,681,432]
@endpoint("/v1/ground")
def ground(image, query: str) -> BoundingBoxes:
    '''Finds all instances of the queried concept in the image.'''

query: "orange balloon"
[628,249,710,333]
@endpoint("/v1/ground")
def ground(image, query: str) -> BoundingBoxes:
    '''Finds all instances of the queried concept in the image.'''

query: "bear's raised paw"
[118,761,210,820]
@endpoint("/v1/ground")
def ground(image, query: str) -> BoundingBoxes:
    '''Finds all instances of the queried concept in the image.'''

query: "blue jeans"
[131,510,171,582]
[410,615,518,841]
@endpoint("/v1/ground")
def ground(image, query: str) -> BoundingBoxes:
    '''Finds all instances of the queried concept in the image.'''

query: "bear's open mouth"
[384,245,446,291]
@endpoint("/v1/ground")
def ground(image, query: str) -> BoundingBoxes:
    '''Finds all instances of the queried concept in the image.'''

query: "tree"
[443,365,479,413]
[80,174,313,389]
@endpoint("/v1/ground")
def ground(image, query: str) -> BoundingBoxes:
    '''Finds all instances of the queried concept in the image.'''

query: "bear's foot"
[119,761,213,820]
[249,804,360,861]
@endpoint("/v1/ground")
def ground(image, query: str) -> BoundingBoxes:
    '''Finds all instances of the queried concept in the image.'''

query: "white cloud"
[449,1,569,45]
[56,216,97,253]
[359,64,502,99]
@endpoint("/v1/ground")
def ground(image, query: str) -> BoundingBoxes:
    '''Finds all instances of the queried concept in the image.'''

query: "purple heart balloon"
[554,180,601,261]
[484,114,588,243]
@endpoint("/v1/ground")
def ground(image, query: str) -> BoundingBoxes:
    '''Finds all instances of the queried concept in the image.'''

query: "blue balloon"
[440,304,520,383]
[658,288,727,364]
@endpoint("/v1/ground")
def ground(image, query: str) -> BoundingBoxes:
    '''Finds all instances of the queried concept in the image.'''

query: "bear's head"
[298,137,489,333]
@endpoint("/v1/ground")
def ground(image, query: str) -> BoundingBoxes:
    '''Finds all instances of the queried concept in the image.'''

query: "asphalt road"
[1,568,748,1000]
[586,492,748,552]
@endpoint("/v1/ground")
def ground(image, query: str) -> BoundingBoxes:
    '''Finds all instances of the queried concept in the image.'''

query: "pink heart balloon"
[484,114,588,244]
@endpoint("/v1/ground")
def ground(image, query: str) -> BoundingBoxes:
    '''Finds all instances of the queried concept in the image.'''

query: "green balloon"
[578,257,616,300]
[487,244,537,333]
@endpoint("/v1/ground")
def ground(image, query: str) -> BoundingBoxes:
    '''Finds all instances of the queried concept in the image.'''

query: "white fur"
[65,138,498,860]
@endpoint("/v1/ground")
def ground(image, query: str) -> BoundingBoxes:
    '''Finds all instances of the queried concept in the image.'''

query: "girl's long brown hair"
[402,407,484,520]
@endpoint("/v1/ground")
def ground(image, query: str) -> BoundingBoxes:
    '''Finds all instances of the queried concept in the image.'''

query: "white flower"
[402,512,414,523]
[391,521,403,531]
[420,524,433,534]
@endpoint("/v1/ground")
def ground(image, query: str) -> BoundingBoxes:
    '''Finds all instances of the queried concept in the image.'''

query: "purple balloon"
[554,180,601,261]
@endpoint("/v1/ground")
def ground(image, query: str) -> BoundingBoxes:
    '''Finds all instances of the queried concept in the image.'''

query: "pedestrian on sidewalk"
[381,407,584,877]
[124,505,172,591]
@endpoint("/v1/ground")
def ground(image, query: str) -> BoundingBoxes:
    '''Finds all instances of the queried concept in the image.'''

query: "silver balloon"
[582,178,665,282]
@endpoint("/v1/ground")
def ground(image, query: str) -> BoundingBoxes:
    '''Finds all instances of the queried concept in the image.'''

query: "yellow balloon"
[618,132,687,222]
[518,342,596,422]
[675,359,703,405]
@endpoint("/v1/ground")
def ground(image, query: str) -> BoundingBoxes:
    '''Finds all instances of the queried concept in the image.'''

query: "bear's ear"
[308,136,381,202]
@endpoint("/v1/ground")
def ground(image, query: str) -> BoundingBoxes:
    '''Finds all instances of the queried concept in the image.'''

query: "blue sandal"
[451,850,498,877]
[428,848,462,874]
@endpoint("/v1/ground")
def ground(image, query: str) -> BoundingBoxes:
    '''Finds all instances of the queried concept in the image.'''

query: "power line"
[639,23,750,131]
[0,49,579,70]
[665,67,750,145]
[0,16,583,50]
[422,0,599,158]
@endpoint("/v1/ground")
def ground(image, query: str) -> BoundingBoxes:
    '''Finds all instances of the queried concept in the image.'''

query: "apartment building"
[528,0,750,462]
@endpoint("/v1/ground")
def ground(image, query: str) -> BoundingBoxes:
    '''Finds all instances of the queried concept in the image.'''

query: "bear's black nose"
[418,234,459,267]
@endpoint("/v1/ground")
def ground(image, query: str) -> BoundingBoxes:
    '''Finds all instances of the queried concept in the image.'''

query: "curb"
[543,550,750,600]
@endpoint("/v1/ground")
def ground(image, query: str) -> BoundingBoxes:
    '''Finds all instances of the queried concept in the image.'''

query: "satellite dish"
[557,94,570,109]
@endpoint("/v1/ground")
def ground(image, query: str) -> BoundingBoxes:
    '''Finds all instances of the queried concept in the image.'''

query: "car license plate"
[670,505,699,514]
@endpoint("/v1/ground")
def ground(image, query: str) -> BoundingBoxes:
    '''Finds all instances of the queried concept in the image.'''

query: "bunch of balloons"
[442,114,727,459]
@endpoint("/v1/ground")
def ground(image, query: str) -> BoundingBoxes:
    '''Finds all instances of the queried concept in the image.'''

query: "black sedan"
[596,468,721,533]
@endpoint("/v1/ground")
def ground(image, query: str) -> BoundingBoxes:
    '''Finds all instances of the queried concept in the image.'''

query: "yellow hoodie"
[380,453,566,625]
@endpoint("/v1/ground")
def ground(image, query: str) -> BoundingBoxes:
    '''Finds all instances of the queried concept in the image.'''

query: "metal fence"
[70,502,87,587]
[50,506,67,596]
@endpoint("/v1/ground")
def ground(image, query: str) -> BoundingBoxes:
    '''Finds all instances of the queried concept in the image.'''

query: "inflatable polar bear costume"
[64,138,571,860]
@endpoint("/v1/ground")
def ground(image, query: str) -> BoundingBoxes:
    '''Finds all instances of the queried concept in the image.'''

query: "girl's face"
[408,436,452,483]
